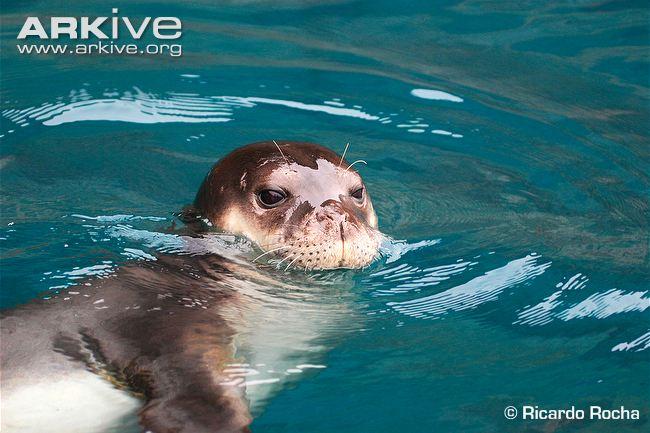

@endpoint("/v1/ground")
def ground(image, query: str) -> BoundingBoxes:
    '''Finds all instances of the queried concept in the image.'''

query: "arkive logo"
[17,8,181,40]
[16,8,183,57]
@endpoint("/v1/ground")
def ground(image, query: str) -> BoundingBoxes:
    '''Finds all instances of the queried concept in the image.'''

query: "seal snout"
[276,205,380,270]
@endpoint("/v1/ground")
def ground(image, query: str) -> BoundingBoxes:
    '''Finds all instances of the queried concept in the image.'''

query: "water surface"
[1,1,649,432]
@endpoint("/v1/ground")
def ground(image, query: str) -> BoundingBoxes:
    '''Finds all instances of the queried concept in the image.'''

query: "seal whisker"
[345,160,367,173]
[275,252,295,269]
[284,255,302,272]
[272,140,289,165]
[338,142,350,169]
[253,246,290,263]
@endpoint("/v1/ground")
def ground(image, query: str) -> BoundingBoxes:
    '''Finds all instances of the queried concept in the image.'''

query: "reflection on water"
[612,331,650,353]
[2,85,468,138]
[1,0,649,431]
[385,254,551,319]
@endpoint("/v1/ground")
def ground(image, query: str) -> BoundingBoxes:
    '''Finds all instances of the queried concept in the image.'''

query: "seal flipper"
[138,371,251,433]
[97,311,253,433]
[49,325,251,433]
[126,344,252,433]
[2,254,253,432]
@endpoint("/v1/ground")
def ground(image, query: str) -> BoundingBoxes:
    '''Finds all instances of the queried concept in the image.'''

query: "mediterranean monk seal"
[0,141,382,433]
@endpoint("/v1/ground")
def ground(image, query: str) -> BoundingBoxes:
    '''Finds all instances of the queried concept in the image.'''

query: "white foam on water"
[380,237,441,264]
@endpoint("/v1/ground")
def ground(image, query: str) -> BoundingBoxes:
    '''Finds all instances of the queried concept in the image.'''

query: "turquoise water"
[1,1,649,432]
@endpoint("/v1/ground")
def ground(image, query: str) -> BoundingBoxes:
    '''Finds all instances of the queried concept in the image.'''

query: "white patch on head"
[270,158,360,209]
[259,158,379,268]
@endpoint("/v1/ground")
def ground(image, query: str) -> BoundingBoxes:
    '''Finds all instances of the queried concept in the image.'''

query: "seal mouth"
[338,221,346,268]
[258,221,382,271]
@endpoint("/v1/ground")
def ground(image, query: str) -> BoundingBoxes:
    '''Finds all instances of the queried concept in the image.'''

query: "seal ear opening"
[175,205,212,234]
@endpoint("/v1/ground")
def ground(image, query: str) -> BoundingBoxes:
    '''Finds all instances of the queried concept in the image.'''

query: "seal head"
[193,141,380,269]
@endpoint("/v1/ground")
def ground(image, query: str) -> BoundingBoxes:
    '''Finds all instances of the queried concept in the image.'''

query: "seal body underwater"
[0,141,381,433]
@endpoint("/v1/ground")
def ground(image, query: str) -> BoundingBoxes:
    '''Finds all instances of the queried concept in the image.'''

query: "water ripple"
[1,86,465,137]
[367,259,474,296]
[387,254,551,320]
[514,273,589,326]
[611,331,650,353]
[558,289,649,321]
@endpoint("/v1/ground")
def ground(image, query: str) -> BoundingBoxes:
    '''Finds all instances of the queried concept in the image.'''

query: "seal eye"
[351,187,364,201]
[257,189,287,208]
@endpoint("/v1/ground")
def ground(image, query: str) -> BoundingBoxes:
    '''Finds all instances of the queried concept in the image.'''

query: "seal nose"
[317,199,349,224]
[320,196,366,225]
[320,199,340,209]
